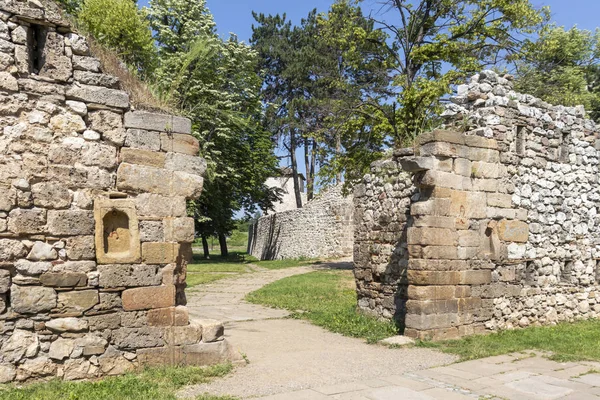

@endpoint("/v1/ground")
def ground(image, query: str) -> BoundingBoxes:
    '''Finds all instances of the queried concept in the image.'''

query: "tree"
[374,0,549,142]
[149,0,279,258]
[78,0,156,74]
[514,25,600,119]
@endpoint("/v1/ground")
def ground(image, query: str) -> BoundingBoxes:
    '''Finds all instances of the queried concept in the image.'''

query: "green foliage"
[514,25,600,119]
[246,270,398,343]
[418,319,600,362]
[0,364,234,400]
[379,0,549,141]
[148,0,279,253]
[78,0,156,74]
[55,0,83,15]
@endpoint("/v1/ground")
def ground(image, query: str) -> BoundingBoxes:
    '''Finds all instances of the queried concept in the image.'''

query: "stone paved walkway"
[182,262,600,400]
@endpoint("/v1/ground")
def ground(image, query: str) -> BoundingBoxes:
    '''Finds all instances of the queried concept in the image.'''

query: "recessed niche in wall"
[516,125,526,156]
[94,199,141,264]
[561,260,573,284]
[596,260,600,284]
[559,132,570,163]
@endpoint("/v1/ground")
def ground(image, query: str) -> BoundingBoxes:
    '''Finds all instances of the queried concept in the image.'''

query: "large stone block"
[124,129,161,151]
[407,285,455,301]
[0,239,26,261]
[121,148,166,168]
[163,322,202,346]
[165,152,206,176]
[47,210,94,236]
[407,227,457,246]
[161,133,200,155]
[111,327,164,349]
[171,171,204,198]
[147,306,189,327]
[31,182,72,209]
[497,220,529,243]
[407,271,461,286]
[124,111,192,135]
[164,218,195,243]
[66,236,95,260]
[122,285,176,311]
[46,317,88,333]
[40,272,87,287]
[0,270,10,294]
[0,185,16,211]
[98,264,161,288]
[56,290,99,314]
[7,208,46,234]
[66,84,129,109]
[405,312,460,330]
[116,163,171,195]
[142,242,177,264]
[136,194,187,218]
[11,285,57,314]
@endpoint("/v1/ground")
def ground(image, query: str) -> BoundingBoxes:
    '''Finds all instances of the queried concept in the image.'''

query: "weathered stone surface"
[72,56,100,72]
[136,194,187,217]
[171,171,204,198]
[66,84,129,108]
[86,313,121,331]
[98,347,134,376]
[0,239,26,261]
[75,334,108,356]
[140,221,164,242]
[122,285,176,311]
[198,319,224,343]
[98,264,161,288]
[165,153,206,176]
[73,70,119,87]
[46,317,88,333]
[124,111,192,134]
[27,241,57,261]
[63,359,92,381]
[111,327,164,349]
[147,306,189,327]
[40,272,87,287]
[56,290,99,314]
[0,364,16,383]
[49,338,74,360]
[0,71,18,91]
[124,129,161,151]
[16,357,57,382]
[31,182,72,209]
[47,210,94,235]
[11,285,57,314]
[1,330,39,363]
[66,236,95,260]
[121,148,166,168]
[497,220,529,243]
[0,269,10,294]
[15,259,51,276]
[164,322,202,346]
[7,208,46,234]
[116,163,171,195]
[142,242,176,264]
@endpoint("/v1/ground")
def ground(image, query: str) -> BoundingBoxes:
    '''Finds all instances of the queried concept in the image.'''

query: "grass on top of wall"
[246,270,398,343]
[417,319,600,362]
[0,364,236,400]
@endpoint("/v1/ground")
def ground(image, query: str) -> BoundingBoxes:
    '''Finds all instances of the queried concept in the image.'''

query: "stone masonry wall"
[0,0,237,382]
[354,70,600,341]
[248,185,353,260]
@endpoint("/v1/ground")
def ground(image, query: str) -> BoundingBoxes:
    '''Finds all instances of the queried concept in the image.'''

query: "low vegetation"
[418,319,600,362]
[0,364,235,400]
[246,270,398,343]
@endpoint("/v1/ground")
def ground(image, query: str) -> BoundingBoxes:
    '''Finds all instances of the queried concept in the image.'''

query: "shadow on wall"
[248,214,282,260]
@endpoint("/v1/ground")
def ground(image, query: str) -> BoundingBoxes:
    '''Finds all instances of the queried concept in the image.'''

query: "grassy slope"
[0,365,236,400]
[419,319,600,362]
[246,270,398,343]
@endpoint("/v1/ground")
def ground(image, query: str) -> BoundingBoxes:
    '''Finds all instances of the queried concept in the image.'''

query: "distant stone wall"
[248,186,353,260]
[0,0,237,383]
[354,70,600,341]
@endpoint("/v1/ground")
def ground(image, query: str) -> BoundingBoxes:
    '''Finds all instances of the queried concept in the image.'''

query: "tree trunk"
[201,235,210,259]
[218,233,228,258]
[304,137,314,201]
[290,132,303,208]
[335,132,342,184]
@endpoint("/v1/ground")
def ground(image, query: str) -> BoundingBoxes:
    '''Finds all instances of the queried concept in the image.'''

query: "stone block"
[411,199,451,216]
[471,161,500,179]
[137,340,239,367]
[124,111,192,135]
[31,182,72,209]
[406,299,459,315]
[407,227,457,246]
[15,260,51,275]
[171,171,204,198]
[412,216,456,229]
[121,148,166,168]
[124,129,161,151]
[197,319,225,343]
[72,56,100,72]
[147,306,189,327]
[458,231,481,247]
[418,246,458,260]
[408,259,468,272]
[11,285,56,314]
[46,318,88,333]
[164,217,195,243]
[164,152,206,176]
[497,220,529,243]
[98,264,161,288]
[459,270,492,285]
[66,236,95,260]
[73,70,119,87]
[136,194,187,218]
[405,312,459,330]
[0,239,27,261]
[86,313,121,331]
[399,157,435,172]
[161,133,200,155]
[462,147,500,162]
[487,193,513,208]
[56,290,99,314]
[0,186,16,212]
[94,198,141,264]
[486,207,516,220]
[448,191,487,219]
[407,271,461,286]
[0,270,10,294]
[40,272,87,287]
[142,242,176,264]
[122,285,176,311]
[408,285,455,301]
[47,210,94,235]
[420,142,464,158]
[66,84,129,108]
[111,327,164,349]
[163,322,202,346]
[7,208,46,234]
[139,221,164,242]
[116,163,171,195]
[453,158,472,177]
[419,170,463,190]
[464,135,498,149]
[418,130,464,146]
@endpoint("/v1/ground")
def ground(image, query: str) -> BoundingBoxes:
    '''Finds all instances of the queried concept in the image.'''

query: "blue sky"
[138,0,600,43]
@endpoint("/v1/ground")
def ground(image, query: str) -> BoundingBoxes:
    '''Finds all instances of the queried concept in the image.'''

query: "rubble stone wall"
[0,0,235,382]
[354,70,600,340]
[248,186,354,260]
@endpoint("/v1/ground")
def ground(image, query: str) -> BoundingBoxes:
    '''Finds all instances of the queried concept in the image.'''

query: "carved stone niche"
[94,199,141,264]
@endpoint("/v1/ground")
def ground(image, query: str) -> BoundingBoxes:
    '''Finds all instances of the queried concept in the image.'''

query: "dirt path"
[180,261,457,399]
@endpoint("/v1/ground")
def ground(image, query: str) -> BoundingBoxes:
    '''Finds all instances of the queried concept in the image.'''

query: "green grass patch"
[251,257,321,270]
[0,364,236,400]
[187,273,232,288]
[418,319,600,362]
[246,270,398,343]
[188,263,247,274]
[186,251,251,288]
[226,230,249,248]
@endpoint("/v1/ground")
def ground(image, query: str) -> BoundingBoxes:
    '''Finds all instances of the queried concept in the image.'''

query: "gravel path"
[179,261,457,399]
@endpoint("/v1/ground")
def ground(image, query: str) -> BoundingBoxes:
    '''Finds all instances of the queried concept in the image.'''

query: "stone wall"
[248,185,353,260]
[0,0,237,382]
[354,70,600,340]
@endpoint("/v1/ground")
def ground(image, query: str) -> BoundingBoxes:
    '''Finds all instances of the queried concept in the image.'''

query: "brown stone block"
[177,243,193,264]
[472,178,498,192]
[411,199,451,216]
[406,299,459,315]
[412,216,456,229]
[405,327,460,341]
[56,290,99,314]
[117,163,172,195]
[47,210,94,236]
[408,285,455,301]
[164,217,195,243]
[458,231,480,247]
[461,147,500,163]
[408,259,468,272]
[40,272,87,288]
[147,306,189,327]
[458,297,482,312]
[163,322,202,346]
[419,170,464,190]
[137,346,183,367]
[171,171,204,199]
[471,161,500,179]
[421,246,458,260]
[120,148,166,168]
[181,341,241,366]
[497,220,529,243]
[172,134,200,155]
[405,312,459,330]
[420,142,465,158]
[418,130,464,146]
[122,285,176,311]
[448,191,486,219]
[464,135,498,149]
[142,242,176,265]
[487,193,513,208]
[454,286,471,298]
[407,271,461,286]
[460,270,492,285]
[457,246,479,260]
[407,227,457,247]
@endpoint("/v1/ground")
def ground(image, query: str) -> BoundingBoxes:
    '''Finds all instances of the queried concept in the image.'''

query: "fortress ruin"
[0,0,237,382]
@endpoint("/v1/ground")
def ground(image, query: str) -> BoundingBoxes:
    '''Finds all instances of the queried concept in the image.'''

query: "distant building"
[265,168,307,214]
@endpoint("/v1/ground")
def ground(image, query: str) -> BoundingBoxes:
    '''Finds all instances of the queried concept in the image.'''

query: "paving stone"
[256,389,331,399]
[574,373,600,387]
[505,377,574,399]
[314,382,372,395]
[363,386,435,400]
[419,388,474,399]
[379,375,434,391]
[451,359,518,376]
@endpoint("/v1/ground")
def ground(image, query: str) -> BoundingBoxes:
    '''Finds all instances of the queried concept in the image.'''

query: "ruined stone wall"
[353,153,416,321]
[248,185,353,260]
[0,0,235,382]
[354,70,600,340]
